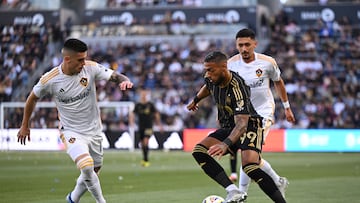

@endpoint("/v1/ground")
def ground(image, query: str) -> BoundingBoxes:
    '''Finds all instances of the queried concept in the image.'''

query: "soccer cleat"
[66,192,75,203]
[229,173,238,182]
[225,190,247,203]
[277,177,289,198]
[141,160,150,167]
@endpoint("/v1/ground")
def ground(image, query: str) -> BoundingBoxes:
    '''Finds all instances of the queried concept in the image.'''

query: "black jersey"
[205,71,260,129]
[133,102,157,129]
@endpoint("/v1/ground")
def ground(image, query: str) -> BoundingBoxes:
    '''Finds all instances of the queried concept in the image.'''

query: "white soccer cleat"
[225,190,247,203]
[277,177,289,198]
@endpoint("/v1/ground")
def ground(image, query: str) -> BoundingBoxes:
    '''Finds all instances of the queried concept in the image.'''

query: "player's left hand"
[208,143,228,159]
[186,101,199,111]
[119,81,133,90]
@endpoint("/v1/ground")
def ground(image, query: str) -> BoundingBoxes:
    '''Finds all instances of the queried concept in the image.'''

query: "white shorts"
[60,130,103,168]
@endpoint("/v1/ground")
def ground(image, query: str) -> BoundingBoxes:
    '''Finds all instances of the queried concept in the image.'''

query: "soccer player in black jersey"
[187,51,286,203]
[130,89,162,167]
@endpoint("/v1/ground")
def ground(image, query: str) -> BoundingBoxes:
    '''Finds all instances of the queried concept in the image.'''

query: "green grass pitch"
[0,150,359,203]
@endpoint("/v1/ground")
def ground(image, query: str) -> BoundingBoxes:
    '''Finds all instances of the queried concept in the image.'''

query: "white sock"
[71,175,87,203]
[225,184,238,192]
[238,167,250,193]
[82,167,106,203]
[260,159,280,185]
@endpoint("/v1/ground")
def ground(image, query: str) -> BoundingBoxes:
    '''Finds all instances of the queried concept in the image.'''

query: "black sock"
[230,153,237,174]
[192,144,233,188]
[243,163,286,203]
[142,145,149,161]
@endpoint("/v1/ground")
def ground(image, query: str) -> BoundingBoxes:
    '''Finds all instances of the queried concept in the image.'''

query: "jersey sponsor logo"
[249,78,264,88]
[58,87,91,104]
[256,68,263,77]
[224,105,233,114]
[80,77,88,87]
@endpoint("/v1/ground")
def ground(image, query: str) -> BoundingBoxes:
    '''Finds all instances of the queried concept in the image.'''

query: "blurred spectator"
[0,0,31,10]
[3,5,360,131]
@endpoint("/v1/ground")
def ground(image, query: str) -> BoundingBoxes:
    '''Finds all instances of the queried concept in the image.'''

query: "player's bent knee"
[242,163,263,182]
[192,144,207,155]
[77,155,94,171]
[192,144,209,162]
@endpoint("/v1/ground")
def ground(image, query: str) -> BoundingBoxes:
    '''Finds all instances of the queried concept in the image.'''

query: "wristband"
[223,138,233,147]
[282,101,290,109]
[193,96,201,104]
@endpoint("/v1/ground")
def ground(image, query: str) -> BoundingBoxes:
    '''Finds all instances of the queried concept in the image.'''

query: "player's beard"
[213,75,225,86]
[241,52,250,60]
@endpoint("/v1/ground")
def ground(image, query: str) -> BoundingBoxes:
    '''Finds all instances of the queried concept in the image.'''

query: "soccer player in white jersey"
[227,28,296,200]
[17,38,133,203]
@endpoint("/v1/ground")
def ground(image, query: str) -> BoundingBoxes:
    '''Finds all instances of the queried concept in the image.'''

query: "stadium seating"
[1,0,359,129]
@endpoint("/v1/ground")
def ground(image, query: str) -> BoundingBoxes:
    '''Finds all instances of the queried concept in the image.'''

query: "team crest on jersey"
[256,68,263,77]
[68,137,76,143]
[80,77,88,87]
[226,94,231,104]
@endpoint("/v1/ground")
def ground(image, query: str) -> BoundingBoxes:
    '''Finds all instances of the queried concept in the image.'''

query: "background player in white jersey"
[227,28,296,199]
[17,38,133,203]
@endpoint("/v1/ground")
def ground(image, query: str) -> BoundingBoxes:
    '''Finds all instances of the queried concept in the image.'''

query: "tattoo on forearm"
[109,72,129,84]
[233,124,246,137]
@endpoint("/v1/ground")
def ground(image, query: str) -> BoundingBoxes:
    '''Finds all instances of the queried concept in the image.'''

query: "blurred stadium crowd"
[1,0,359,131]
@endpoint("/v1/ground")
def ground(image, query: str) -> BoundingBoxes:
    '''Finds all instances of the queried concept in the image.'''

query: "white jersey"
[228,52,281,121]
[33,60,114,135]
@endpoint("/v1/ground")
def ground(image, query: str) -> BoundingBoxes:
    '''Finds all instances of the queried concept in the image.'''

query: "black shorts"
[208,117,264,154]
[138,128,153,140]
[239,117,264,153]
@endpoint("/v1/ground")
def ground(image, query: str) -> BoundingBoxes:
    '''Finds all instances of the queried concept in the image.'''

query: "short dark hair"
[204,51,228,63]
[63,38,88,52]
[235,28,256,40]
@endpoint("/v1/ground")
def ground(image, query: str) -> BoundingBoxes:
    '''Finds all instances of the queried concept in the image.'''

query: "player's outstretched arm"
[187,85,210,111]
[17,91,39,145]
[109,72,133,90]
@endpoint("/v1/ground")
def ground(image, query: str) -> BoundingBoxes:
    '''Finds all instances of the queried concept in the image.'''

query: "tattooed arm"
[109,72,133,90]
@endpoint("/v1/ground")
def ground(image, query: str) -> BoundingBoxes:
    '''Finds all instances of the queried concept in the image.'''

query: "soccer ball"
[202,195,225,203]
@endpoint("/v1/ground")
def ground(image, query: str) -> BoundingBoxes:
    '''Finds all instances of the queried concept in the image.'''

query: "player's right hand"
[17,127,31,145]
[119,81,133,90]
[186,101,199,111]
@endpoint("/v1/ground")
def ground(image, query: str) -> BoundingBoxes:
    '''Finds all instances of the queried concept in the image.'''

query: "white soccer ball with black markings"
[202,195,225,203]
